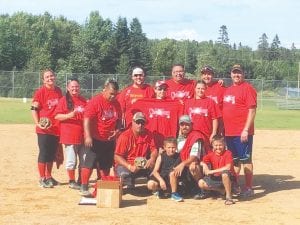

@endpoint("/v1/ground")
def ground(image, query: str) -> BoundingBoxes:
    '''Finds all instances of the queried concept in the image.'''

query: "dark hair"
[66,78,79,110]
[172,63,185,70]
[163,136,177,146]
[104,78,119,91]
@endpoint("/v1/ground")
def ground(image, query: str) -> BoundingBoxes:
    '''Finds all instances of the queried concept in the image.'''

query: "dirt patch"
[0,124,299,225]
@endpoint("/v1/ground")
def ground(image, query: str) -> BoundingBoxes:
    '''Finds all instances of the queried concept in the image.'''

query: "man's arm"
[83,117,93,147]
[241,108,256,142]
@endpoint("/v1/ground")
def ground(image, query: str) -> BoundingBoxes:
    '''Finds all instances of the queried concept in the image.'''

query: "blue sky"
[1,0,300,49]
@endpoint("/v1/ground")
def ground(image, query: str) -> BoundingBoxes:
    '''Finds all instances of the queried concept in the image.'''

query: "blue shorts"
[225,136,253,164]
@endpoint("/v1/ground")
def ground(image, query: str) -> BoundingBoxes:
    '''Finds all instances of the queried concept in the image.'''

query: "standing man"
[31,69,63,188]
[80,79,122,196]
[223,64,257,198]
[117,67,154,128]
[165,64,195,101]
[200,65,226,135]
[114,112,158,189]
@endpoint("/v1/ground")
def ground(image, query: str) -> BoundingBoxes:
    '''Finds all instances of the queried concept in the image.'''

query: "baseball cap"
[155,80,168,88]
[132,112,146,122]
[231,64,243,73]
[132,67,144,75]
[201,65,214,74]
[179,115,192,124]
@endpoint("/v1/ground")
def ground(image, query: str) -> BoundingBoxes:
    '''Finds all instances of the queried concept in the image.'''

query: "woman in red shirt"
[31,69,63,188]
[55,78,87,190]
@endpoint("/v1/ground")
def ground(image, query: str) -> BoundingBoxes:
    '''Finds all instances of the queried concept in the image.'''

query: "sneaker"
[45,178,54,188]
[193,191,207,200]
[49,177,60,186]
[39,178,54,188]
[69,181,81,190]
[80,185,91,197]
[153,190,162,199]
[232,183,241,196]
[240,188,254,198]
[171,192,183,202]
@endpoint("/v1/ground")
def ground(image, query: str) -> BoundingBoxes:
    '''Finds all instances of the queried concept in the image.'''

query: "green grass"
[0,98,32,124]
[1,97,300,130]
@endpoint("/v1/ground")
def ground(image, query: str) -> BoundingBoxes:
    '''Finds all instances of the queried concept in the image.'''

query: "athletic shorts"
[203,171,234,189]
[83,139,115,170]
[37,133,59,163]
[115,165,152,186]
[225,135,253,164]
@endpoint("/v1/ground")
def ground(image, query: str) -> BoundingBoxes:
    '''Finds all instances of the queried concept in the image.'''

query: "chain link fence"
[1,71,300,109]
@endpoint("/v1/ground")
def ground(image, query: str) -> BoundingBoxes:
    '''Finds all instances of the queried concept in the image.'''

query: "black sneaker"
[45,178,54,188]
[39,178,54,188]
[49,177,60,186]
[80,184,91,197]
[69,181,81,190]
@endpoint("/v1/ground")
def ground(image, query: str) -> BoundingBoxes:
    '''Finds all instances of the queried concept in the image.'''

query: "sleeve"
[54,97,67,114]
[84,97,98,119]
[211,100,222,119]
[202,153,211,164]
[189,140,201,159]
[246,85,257,109]
[115,134,128,157]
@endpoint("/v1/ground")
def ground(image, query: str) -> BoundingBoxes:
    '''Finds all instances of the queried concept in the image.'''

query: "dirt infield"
[0,124,300,225]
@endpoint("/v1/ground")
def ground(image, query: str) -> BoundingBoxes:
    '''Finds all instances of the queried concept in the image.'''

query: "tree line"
[1,11,300,81]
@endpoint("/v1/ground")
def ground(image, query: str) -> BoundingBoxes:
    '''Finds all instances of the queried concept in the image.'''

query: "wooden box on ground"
[97,179,122,208]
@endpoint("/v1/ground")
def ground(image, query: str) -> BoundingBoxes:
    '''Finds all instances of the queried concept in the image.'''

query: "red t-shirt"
[165,79,195,100]
[32,86,63,136]
[184,97,221,139]
[223,82,257,136]
[132,98,184,148]
[115,128,157,165]
[202,150,235,177]
[205,81,226,112]
[84,94,121,141]
[117,84,155,127]
[55,95,87,144]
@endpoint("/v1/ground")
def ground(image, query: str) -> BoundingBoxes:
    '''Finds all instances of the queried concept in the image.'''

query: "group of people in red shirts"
[31,63,257,205]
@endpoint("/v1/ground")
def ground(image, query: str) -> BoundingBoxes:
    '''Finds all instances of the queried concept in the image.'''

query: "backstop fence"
[1,71,300,109]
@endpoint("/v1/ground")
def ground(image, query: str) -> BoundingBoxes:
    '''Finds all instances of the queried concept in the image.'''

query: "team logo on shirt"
[149,108,171,118]
[188,107,208,117]
[47,98,59,109]
[223,95,235,104]
[101,109,117,120]
[171,91,190,100]
[74,105,84,113]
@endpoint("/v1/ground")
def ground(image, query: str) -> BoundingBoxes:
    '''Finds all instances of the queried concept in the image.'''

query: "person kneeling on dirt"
[114,112,158,190]
[198,135,236,205]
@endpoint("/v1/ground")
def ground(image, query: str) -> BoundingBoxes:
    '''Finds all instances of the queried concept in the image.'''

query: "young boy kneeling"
[147,137,184,202]
[198,135,236,205]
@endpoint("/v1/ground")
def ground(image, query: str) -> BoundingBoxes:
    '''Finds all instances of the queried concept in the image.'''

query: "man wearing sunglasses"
[114,112,158,189]
[117,67,155,128]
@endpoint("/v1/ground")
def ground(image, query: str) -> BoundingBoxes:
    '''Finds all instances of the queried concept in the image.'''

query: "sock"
[45,162,53,179]
[38,162,46,179]
[67,169,75,182]
[245,172,253,189]
[81,168,92,185]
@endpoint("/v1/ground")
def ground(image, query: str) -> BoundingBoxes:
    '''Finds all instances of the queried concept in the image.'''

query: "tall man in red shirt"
[165,64,195,101]
[80,79,122,196]
[223,64,257,198]
[114,112,158,189]
[117,67,154,128]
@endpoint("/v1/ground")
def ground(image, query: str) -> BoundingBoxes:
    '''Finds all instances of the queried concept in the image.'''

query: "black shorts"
[37,133,59,163]
[83,139,115,170]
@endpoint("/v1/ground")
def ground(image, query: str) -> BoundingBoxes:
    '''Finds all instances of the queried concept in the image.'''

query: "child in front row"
[198,134,236,205]
[147,137,184,202]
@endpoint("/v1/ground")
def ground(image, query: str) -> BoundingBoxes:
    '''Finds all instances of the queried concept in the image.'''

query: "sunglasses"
[156,87,167,91]
[135,120,145,125]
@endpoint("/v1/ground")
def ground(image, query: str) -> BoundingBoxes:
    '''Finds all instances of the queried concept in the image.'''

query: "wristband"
[30,106,38,111]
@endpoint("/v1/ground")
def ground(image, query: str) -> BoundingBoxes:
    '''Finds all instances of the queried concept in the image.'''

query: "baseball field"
[0,99,300,224]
